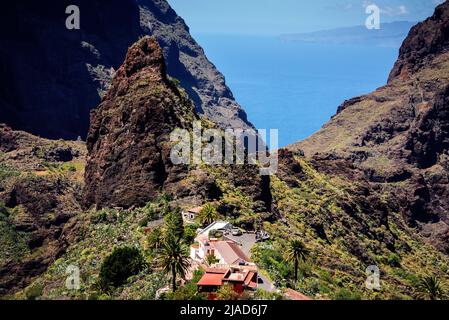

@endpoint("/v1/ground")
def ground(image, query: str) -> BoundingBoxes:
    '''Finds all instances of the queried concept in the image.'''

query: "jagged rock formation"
[83,37,270,211]
[291,1,449,254]
[137,0,252,130]
[389,3,449,82]
[83,37,197,209]
[0,0,251,140]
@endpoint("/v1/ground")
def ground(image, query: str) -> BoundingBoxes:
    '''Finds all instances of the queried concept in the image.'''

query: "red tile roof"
[212,241,250,265]
[244,271,256,286]
[284,288,312,301]
[197,273,224,286]
[204,268,228,274]
[187,207,203,214]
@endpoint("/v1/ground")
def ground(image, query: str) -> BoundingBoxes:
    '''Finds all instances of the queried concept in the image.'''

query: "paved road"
[257,273,276,292]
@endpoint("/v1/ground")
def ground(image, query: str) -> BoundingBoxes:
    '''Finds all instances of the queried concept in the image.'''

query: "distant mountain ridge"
[291,1,449,254]
[281,21,415,47]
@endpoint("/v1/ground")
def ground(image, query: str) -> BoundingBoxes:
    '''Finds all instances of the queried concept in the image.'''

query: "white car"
[231,228,243,236]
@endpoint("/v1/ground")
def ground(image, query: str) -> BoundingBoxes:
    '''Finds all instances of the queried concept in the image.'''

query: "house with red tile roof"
[191,239,253,265]
[284,288,313,300]
[197,265,259,299]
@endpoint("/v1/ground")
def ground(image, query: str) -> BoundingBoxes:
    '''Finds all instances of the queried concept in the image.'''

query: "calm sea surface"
[195,34,400,147]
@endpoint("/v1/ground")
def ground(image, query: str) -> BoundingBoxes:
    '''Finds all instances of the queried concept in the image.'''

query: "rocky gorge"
[0,0,449,300]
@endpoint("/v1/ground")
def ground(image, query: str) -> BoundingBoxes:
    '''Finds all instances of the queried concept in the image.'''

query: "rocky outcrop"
[389,1,449,82]
[291,1,449,255]
[83,36,272,213]
[137,0,252,130]
[406,84,449,169]
[0,0,251,140]
[83,37,197,209]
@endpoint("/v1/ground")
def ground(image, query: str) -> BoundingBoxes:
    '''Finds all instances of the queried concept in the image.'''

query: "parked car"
[256,230,270,241]
[231,228,243,236]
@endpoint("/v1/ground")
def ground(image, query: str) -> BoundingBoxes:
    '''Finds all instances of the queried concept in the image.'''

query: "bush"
[183,224,199,245]
[91,210,109,224]
[387,253,401,267]
[0,201,9,217]
[25,283,44,300]
[99,246,146,290]
[333,288,362,300]
[216,284,240,300]
[165,269,206,300]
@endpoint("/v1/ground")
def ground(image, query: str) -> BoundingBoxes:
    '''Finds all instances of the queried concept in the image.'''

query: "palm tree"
[164,208,184,240]
[158,235,190,292]
[286,239,309,283]
[148,227,164,251]
[415,275,446,300]
[206,254,219,266]
[197,203,218,226]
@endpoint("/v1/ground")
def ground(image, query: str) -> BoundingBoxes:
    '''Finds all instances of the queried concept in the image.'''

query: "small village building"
[190,239,252,266]
[197,221,232,238]
[191,220,260,299]
[182,206,203,223]
[284,288,312,300]
[198,265,258,299]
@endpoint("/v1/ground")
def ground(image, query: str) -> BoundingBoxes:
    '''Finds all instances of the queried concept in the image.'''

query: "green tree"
[148,227,164,251]
[164,207,184,241]
[158,235,190,292]
[216,284,240,300]
[197,203,218,227]
[206,254,219,266]
[415,275,446,300]
[286,239,309,283]
[183,224,200,245]
[99,246,146,290]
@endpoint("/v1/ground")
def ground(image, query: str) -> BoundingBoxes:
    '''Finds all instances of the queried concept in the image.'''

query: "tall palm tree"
[158,235,190,292]
[415,275,446,300]
[286,239,309,283]
[148,227,164,251]
[197,203,218,226]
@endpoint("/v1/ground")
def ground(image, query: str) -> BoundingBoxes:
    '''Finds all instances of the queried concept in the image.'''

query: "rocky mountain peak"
[122,37,166,79]
[389,1,449,82]
[84,37,196,209]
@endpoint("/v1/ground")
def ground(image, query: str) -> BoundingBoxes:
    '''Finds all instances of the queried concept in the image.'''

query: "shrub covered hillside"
[252,149,449,300]
[8,149,448,300]
[0,125,86,295]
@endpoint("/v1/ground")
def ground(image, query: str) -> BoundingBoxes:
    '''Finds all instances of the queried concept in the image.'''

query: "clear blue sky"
[168,0,444,35]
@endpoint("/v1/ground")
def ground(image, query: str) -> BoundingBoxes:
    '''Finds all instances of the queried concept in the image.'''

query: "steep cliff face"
[0,0,251,140]
[137,0,252,130]
[0,0,142,139]
[83,37,196,209]
[389,2,449,82]
[291,1,449,254]
[83,37,270,211]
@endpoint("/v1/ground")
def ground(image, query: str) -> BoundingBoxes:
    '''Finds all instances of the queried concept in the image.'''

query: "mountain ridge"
[280,21,415,47]
[290,0,449,255]
[0,0,252,140]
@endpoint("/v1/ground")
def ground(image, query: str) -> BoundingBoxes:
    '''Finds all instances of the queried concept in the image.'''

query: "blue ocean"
[194,35,400,147]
